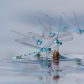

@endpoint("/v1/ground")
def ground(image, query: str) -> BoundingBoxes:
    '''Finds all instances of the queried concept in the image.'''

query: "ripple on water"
[0,54,84,84]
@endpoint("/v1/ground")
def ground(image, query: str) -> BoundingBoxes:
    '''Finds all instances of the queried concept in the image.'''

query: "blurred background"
[0,0,84,60]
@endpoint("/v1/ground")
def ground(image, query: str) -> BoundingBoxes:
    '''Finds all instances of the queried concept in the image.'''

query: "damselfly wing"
[38,15,56,38]
[43,17,74,51]
[11,30,43,45]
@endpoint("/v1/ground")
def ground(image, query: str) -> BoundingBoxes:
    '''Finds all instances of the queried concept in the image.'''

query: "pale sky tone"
[0,0,84,60]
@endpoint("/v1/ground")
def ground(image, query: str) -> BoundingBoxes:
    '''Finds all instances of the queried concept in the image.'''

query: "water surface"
[0,54,84,84]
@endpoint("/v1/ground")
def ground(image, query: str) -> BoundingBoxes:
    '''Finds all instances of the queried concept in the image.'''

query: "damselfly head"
[54,39,58,43]
[82,30,84,33]
[41,48,46,51]
[49,32,56,37]
[36,40,42,45]
[58,42,62,45]
[48,48,51,51]
[76,29,82,34]
[77,28,81,31]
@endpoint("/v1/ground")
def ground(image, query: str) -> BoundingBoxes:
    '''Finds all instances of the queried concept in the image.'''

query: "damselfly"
[44,17,74,51]
[13,31,73,59]
[62,11,84,34]
[12,17,73,59]
[11,30,43,45]
[38,15,56,37]
[12,39,52,59]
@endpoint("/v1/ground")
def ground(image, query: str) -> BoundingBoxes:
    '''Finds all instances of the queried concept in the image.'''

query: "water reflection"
[76,58,82,66]
[36,60,60,83]
[1,54,84,84]
[20,53,62,83]
[51,60,60,83]
[40,55,63,83]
